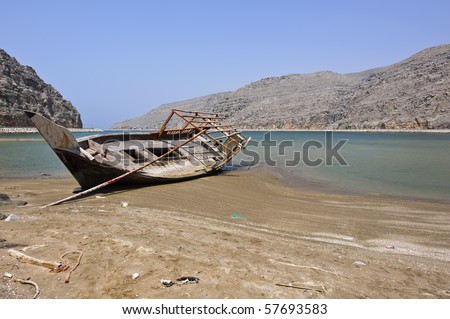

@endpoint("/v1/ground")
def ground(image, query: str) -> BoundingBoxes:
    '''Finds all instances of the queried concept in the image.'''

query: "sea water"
[1,131,449,203]
[234,131,450,203]
[0,131,110,179]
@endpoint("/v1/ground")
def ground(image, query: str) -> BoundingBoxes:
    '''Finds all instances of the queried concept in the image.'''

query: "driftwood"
[8,249,62,270]
[13,277,41,299]
[4,272,40,299]
[7,249,83,287]
[269,259,339,276]
[276,283,323,293]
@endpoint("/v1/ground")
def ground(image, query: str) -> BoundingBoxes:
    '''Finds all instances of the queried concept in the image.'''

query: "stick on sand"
[13,277,41,299]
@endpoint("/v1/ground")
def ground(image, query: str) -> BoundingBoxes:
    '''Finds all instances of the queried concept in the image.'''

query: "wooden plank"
[25,112,80,150]
[88,139,105,156]
[79,147,95,161]
[158,110,175,137]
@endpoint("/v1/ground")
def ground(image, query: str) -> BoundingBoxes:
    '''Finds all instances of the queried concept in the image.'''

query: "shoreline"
[1,169,450,298]
[241,128,450,134]
[1,165,449,205]
[0,127,103,134]
[105,128,450,134]
[261,166,450,205]
[2,127,450,134]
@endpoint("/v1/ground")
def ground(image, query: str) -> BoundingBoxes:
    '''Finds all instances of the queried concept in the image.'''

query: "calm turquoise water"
[0,131,119,179]
[1,131,450,203]
[233,131,450,203]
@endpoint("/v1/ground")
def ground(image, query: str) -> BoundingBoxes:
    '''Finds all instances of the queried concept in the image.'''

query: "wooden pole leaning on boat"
[42,129,206,208]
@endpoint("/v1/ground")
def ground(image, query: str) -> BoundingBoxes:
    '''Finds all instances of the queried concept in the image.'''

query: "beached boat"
[25,109,249,189]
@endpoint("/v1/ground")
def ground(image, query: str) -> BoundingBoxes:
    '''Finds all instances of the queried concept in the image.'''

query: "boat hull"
[25,110,248,190]
[54,148,219,189]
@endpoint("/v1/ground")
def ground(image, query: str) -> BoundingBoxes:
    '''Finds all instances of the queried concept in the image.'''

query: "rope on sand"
[59,251,83,283]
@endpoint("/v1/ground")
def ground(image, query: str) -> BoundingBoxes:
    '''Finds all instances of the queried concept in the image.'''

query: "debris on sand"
[353,261,367,267]
[3,272,40,299]
[3,272,13,279]
[0,193,27,207]
[276,282,324,293]
[131,273,140,280]
[5,214,20,222]
[176,276,199,284]
[160,279,174,287]
[161,276,200,287]
[0,194,12,205]
[8,249,62,269]
[8,249,83,283]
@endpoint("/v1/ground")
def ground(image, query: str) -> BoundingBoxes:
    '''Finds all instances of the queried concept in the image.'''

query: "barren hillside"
[114,44,450,130]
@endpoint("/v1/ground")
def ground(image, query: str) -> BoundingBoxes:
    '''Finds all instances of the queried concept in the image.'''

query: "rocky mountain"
[0,49,82,128]
[114,44,450,130]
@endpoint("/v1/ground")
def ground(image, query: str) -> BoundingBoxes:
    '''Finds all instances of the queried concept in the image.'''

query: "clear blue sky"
[1,0,449,128]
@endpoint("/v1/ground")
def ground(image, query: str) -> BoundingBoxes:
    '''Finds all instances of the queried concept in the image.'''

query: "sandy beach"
[1,168,449,299]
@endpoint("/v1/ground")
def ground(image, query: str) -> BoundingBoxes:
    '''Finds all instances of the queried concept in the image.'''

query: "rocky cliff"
[0,49,82,128]
[113,44,450,130]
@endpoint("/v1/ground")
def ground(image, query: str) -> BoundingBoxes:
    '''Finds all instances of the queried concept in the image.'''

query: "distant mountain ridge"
[0,49,82,128]
[113,44,450,130]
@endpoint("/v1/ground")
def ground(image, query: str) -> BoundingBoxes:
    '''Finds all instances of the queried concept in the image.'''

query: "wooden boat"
[25,109,249,189]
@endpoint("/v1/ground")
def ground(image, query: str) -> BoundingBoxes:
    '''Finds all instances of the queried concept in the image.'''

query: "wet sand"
[1,169,449,298]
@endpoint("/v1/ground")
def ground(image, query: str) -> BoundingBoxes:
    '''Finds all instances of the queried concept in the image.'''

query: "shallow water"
[233,131,450,203]
[1,130,450,202]
[0,131,116,179]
